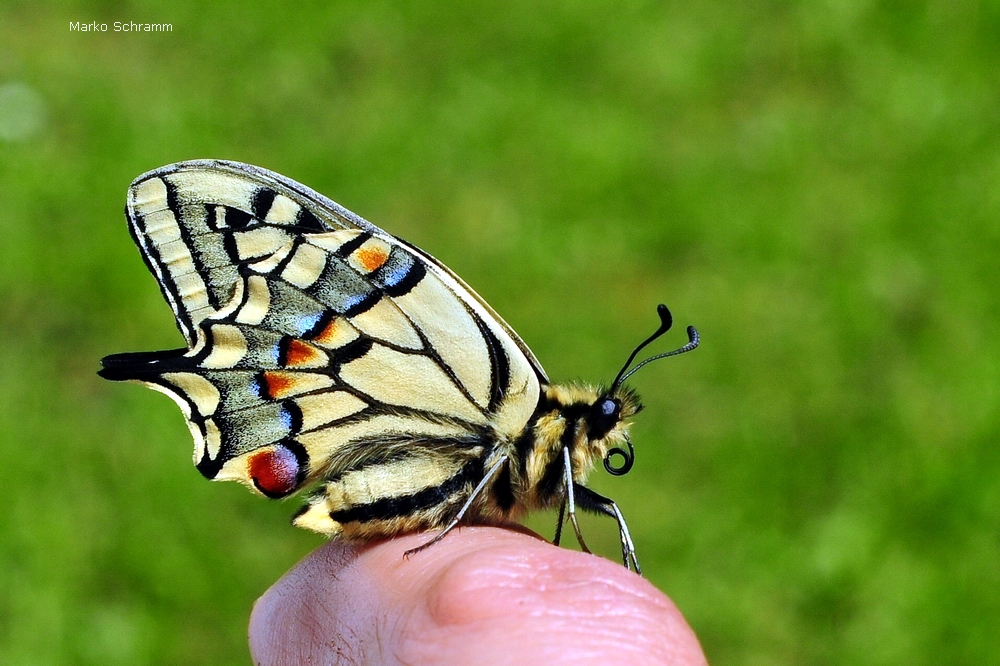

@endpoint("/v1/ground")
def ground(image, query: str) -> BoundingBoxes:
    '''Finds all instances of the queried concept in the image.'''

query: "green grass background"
[2,1,999,663]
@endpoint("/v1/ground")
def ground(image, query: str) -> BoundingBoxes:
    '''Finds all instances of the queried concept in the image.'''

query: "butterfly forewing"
[125,166,347,345]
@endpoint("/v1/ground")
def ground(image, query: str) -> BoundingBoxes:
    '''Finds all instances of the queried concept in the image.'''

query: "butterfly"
[99,161,698,573]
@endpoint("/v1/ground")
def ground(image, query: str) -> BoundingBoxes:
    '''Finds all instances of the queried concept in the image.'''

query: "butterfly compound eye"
[587,397,622,440]
[248,443,306,498]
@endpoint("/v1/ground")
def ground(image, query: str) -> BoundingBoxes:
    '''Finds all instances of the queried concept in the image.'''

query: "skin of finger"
[249,527,708,666]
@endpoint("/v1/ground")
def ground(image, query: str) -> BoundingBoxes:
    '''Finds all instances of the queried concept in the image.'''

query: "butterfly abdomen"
[291,444,501,539]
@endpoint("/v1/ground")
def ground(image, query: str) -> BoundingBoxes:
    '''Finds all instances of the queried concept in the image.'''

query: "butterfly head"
[578,385,641,475]
[584,385,639,437]
[592,304,700,476]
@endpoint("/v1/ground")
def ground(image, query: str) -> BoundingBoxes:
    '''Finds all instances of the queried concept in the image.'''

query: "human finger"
[249,526,707,666]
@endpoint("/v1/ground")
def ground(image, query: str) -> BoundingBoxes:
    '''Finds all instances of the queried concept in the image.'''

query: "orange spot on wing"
[355,244,389,272]
[310,317,355,349]
[284,339,324,367]
[262,371,295,399]
[312,319,341,345]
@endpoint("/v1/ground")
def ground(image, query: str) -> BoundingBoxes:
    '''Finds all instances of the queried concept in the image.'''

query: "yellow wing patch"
[294,391,368,432]
[339,344,487,425]
[281,242,327,288]
[200,325,248,369]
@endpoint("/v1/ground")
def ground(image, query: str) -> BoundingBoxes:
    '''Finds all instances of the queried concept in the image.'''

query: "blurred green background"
[2,1,999,664]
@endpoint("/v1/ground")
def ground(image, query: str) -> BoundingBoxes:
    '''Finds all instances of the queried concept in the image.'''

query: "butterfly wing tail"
[98,348,188,381]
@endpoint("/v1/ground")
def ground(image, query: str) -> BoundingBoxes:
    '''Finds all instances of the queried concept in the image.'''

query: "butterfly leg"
[563,446,592,554]
[573,483,642,575]
[404,455,509,559]
[553,497,567,547]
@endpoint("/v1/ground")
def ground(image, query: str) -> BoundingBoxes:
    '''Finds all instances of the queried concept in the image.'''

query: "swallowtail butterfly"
[99,161,698,573]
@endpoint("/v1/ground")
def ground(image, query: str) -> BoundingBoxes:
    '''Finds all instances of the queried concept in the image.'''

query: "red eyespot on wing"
[248,445,301,498]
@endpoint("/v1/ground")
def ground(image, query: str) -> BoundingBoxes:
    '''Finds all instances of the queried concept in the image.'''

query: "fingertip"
[250,528,707,666]
[412,530,707,665]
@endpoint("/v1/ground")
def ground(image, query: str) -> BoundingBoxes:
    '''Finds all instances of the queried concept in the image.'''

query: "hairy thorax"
[505,383,641,512]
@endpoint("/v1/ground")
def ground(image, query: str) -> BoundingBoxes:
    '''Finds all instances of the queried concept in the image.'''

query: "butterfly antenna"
[609,304,699,394]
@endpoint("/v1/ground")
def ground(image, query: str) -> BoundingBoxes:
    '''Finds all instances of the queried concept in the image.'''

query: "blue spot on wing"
[380,258,411,288]
[297,313,322,335]
[342,292,370,312]
[279,406,293,430]
[370,248,423,296]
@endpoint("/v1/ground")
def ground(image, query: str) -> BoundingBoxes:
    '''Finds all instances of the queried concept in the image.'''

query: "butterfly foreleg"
[562,446,592,554]
[404,454,510,559]
[572,483,641,575]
